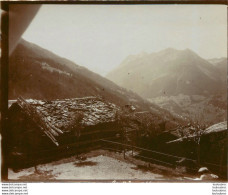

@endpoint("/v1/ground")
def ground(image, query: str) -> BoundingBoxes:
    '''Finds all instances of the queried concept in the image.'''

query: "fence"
[10,136,226,178]
[100,139,225,175]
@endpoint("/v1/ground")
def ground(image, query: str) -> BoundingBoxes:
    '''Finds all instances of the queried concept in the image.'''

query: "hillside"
[208,57,227,82]
[9,39,182,128]
[107,48,226,98]
[148,94,227,125]
[107,49,227,124]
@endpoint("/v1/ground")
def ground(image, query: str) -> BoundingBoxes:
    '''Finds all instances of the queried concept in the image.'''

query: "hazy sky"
[22,5,227,75]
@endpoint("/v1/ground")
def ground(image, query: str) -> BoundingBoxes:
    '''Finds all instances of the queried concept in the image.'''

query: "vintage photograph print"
[3,4,227,182]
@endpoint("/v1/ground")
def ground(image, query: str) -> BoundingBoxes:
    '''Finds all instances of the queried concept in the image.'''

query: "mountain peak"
[182,48,197,55]
[156,48,178,55]
[107,46,224,98]
[163,48,178,52]
[155,48,198,59]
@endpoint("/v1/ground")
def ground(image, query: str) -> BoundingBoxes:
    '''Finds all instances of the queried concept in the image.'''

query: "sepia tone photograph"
[1,3,227,182]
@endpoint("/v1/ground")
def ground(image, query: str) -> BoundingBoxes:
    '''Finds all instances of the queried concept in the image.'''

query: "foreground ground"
[9,149,205,181]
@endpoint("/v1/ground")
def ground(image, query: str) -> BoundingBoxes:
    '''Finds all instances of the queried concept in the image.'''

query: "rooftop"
[204,121,227,134]
[11,96,119,146]
[25,96,118,130]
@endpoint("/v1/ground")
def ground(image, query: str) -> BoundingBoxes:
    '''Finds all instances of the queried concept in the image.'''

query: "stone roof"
[11,96,119,146]
[25,96,118,131]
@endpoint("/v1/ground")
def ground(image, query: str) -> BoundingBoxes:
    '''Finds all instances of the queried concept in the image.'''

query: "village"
[7,96,227,181]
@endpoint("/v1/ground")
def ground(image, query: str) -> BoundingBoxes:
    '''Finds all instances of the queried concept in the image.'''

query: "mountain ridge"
[107,48,226,98]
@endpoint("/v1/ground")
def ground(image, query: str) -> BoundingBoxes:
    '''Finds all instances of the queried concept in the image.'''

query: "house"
[166,121,227,178]
[7,96,122,168]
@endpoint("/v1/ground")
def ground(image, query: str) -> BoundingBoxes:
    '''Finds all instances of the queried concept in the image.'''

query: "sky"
[22,4,227,76]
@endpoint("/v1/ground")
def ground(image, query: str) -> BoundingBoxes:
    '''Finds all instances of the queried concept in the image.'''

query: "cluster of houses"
[7,96,227,179]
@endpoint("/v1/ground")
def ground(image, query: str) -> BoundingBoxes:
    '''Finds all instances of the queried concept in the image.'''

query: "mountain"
[208,57,226,65]
[107,49,227,124]
[9,39,183,129]
[149,94,227,125]
[208,57,227,82]
[107,48,226,98]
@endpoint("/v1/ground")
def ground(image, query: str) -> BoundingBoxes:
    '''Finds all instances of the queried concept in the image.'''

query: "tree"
[178,112,208,166]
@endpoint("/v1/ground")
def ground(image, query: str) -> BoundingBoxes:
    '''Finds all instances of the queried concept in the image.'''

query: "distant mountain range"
[107,49,227,124]
[9,39,183,128]
[208,57,227,82]
[107,48,226,98]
